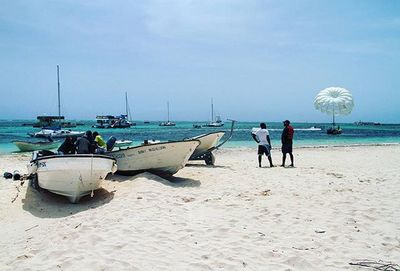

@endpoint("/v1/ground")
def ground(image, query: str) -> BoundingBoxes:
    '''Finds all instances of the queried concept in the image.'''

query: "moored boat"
[202,99,224,127]
[159,102,176,126]
[28,129,85,138]
[27,152,117,203]
[107,140,199,176]
[13,140,60,152]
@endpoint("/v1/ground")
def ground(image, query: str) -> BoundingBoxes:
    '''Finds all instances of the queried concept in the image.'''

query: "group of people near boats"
[58,131,115,154]
[251,120,294,168]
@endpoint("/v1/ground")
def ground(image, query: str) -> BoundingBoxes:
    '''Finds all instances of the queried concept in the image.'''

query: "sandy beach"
[1,145,399,270]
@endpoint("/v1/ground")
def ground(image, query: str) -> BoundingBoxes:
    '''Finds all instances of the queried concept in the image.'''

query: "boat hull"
[30,129,85,139]
[190,132,225,159]
[13,141,60,152]
[28,155,117,203]
[107,140,199,176]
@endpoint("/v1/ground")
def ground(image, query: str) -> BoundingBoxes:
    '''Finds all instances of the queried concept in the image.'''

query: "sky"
[0,0,399,123]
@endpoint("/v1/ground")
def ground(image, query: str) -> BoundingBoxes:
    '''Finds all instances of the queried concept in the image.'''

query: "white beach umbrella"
[314,87,354,125]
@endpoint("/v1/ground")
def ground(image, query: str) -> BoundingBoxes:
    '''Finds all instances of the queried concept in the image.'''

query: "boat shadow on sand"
[111,172,201,188]
[22,185,114,219]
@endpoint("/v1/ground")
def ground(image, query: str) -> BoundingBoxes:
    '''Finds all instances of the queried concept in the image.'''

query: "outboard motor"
[106,136,117,151]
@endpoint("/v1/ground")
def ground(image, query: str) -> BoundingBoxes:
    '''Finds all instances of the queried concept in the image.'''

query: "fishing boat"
[27,151,117,203]
[28,66,84,138]
[159,102,176,126]
[202,99,224,127]
[188,120,236,165]
[107,140,199,176]
[13,139,60,152]
[94,92,135,128]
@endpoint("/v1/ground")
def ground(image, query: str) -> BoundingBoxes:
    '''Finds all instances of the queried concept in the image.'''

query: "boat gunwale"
[107,139,200,154]
[190,131,225,140]
[31,154,116,163]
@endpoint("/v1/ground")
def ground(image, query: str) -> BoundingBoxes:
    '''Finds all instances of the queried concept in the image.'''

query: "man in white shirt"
[251,122,274,168]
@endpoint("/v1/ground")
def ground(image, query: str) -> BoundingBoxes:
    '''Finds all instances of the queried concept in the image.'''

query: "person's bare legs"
[281,153,286,167]
[258,155,262,167]
[267,155,274,167]
[289,153,294,167]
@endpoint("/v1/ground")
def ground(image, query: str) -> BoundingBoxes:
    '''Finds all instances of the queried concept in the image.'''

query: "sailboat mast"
[167,102,170,122]
[57,65,61,127]
[211,98,214,122]
[125,92,128,118]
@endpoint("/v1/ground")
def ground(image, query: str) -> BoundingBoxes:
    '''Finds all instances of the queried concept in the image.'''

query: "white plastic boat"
[114,140,133,148]
[107,140,199,176]
[29,129,85,139]
[190,132,225,161]
[27,152,117,203]
[13,140,60,152]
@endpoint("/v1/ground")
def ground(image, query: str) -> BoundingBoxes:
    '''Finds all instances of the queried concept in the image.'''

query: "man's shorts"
[282,142,293,154]
[258,145,271,156]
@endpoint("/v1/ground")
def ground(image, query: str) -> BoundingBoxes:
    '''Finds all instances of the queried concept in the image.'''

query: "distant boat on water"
[22,116,77,128]
[94,92,135,128]
[159,102,176,126]
[202,99,224,127]
[28,65,84,138]
[13,139,60,152]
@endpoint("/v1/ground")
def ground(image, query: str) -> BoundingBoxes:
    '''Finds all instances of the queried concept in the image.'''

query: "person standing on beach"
[251,122,274,168]
[281,120,294,167]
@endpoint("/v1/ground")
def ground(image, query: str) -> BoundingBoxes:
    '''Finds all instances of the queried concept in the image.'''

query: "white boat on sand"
[189,132,225,164]
[28,152,117,203]
[13,140,60,152]
[188,120,236,165]
[107,140,199,176]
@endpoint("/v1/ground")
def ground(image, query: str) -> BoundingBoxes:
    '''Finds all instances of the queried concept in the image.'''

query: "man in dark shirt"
[281,120,294,167]
[75,131,92,154]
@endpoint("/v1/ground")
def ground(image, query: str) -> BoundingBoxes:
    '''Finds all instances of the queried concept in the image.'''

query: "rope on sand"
[349,260,400,271]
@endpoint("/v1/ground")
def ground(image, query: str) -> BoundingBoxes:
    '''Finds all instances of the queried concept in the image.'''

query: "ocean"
[1,120,399,154]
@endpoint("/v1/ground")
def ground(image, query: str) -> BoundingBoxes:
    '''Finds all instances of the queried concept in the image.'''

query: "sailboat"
[94,92,135,128]
[202,98,224,127]
[29,66,84,138]
[159,102,176,126]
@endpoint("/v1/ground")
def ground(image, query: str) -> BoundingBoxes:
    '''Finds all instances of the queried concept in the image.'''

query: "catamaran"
[159,102,176,126]
[202,99,224,127]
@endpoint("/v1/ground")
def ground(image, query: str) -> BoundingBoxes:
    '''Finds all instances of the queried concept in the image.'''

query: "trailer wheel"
[205,152,215,165]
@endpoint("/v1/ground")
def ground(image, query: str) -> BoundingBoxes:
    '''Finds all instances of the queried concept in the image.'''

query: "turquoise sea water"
[1,120,399,154]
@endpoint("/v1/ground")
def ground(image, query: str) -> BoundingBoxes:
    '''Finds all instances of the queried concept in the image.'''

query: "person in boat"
[281,120,294,167]
[251,122,274,168]
[58,135,76,155]
[93,131,107,153]
[75,131,92,154]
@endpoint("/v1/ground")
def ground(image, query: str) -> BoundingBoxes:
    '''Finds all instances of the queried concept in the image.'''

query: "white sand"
[1,145,399,270]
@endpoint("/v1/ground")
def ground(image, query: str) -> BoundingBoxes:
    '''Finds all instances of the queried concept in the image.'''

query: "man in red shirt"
[281,120,294,167]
